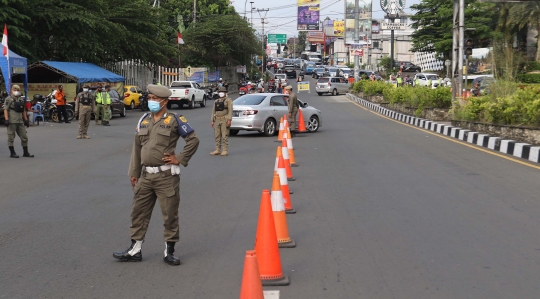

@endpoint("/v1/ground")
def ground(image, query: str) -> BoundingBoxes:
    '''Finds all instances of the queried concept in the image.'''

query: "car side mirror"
[303,102,308,108]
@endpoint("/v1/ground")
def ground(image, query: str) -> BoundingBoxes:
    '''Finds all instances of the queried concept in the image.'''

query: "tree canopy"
[0,0,258,67]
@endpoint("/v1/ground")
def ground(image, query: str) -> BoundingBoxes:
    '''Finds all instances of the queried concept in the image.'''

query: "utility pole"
[193,0,197,24]
[353,0,360,81]
[451,0,464,103]
[258,8,269,73]
[250,2,255,27]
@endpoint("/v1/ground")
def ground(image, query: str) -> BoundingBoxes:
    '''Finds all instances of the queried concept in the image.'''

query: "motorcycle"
[268,83,276,93]
[42,91,75,123]
[206,85,220,100]
[139,91,149,111]
[238,85,248,96]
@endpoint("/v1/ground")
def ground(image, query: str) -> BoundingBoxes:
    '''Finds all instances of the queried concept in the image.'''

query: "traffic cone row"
[239,113,309,295]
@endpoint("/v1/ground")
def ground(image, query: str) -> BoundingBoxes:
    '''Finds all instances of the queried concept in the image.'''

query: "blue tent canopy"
[0,49,29,96]
[28,61,124,83]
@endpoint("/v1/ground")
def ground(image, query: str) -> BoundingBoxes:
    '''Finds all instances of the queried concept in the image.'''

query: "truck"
[168,81,207,109]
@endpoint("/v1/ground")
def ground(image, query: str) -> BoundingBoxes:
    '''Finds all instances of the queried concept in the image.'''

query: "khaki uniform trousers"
[7,123,28,147]
[95,104,111,122]
[78,105,93,136]
[130,170,181,242]
[214,117,229,149]
[289,109,298,132]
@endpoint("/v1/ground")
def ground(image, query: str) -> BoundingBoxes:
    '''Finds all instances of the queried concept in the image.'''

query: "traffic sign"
[268,34,287,44]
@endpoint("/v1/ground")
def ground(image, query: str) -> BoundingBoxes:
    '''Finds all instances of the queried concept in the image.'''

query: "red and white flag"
[2,24,8,57]
[177,32,184,45]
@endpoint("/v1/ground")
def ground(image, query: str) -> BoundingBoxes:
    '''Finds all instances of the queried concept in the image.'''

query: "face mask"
[219,92,225,98]
[83,88,89,92]
[13,91,21,97]
[148,100,163,113]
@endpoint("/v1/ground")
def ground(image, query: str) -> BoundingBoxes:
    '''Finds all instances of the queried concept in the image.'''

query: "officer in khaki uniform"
[3,84,34,158]
[285,85,300,135]
[210,86,233,156]
[75,85,95,139]
[113,84,199,266]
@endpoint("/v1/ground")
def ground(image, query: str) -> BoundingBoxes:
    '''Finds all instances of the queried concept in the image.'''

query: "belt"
[215,115,227,119]
[81,104,92,106]
[144,165,172,174]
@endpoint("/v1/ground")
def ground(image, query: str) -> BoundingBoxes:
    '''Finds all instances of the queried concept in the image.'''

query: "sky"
[230,0,421,38]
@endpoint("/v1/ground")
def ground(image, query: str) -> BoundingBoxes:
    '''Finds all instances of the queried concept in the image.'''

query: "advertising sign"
[298,82,310,92]
[372,20,380,34]
[333,21,344,37]
[307,31,325,43]
[345,0,372,44]
[208,71,220,82]
[268,34,287,44]
[236,65,247,73]
[190,71,204,83]
[380,22,407,30]
[297,0,320,31]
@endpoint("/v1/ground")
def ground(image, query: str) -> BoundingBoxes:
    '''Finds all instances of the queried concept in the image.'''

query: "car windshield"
[426,75,439,80]
[316,68,325,72]
[327,68,338,72]
[233,95,266,105]
[317,78,330,83]
[170,82,192,88]
[275,74,286,80]
[342,69,351,74]
[306,63,316,67]
[309,55,320,59]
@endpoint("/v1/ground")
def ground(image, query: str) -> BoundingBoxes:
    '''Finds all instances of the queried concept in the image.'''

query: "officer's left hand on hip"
[162,153,179,165]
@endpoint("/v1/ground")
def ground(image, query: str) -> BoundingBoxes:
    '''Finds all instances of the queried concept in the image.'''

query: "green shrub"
[363,81,391,96]
[352,80,367,93]
[517,73,540,84]
[523,61,540,71]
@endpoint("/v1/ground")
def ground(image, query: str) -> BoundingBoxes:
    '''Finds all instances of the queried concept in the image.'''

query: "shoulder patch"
[164,115,172,125]
[179,116,187,123]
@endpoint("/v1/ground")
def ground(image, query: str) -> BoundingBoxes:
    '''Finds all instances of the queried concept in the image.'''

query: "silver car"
[315,77,349,96]
[230,93,322,136]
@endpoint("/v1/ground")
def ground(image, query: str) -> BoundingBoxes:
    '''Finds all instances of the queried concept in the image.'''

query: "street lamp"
[250,2,254,27]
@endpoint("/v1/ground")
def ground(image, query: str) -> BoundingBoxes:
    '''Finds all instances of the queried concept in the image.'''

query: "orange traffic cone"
[276,117,284,142]
[271,174,296,248]
[239,250,264,299]
[254,190,290,286]
[286,127,297,167]
[277,155,295,213]
[297,108,307,133]
[274,146,293,195]
[281,136,295,181]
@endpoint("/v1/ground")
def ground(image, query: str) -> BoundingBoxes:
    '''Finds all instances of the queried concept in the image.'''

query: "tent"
[28,61,124,83]
[0,49,29,97]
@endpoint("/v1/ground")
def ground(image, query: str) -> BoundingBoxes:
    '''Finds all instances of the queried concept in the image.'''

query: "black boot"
[23,146,34,158]
[113,240,143,262]
[9,146,19,158]
[163,242,181,265]
[103,121,110,126]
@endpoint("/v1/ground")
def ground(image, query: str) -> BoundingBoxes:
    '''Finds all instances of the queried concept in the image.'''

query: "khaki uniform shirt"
[4,96,26,123]
[128,112,200,178]
[211,97,233,121]
[75,91,96,113]
[287,92,299,114]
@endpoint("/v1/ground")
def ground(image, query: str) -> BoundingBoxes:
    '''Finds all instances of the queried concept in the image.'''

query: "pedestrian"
[285,85,299,136]
[113,84,199,265]
[210,86,233,156]
[55,85,70,123]
[277,79,283,93]
[75,85,95,139]
[95,85,111,126]
[3,84,34,158]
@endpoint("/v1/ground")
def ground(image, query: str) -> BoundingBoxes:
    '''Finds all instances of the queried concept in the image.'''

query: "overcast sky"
[230,0,421,37]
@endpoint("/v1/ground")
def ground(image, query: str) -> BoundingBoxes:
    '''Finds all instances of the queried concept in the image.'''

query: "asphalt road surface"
[1,77,539,299]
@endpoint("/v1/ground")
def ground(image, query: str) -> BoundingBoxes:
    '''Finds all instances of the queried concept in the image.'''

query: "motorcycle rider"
[3,84,34,158]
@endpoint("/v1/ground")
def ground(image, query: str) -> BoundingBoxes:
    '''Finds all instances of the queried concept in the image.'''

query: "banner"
[236,65,246,73]
[297,0,320,31]
[297,82,310,92]
[333,21,344,37]
[190,71,204,83]
[208,71,221,82]
[344,0,372,44]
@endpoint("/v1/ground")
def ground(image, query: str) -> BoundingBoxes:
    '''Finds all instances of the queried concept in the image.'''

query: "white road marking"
[263,290,280,299]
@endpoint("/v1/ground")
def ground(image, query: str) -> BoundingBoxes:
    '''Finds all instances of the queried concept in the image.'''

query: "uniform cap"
[147,84,172,98]
[219,86,227,92]
[12,84,21,90]
[285,85,292,90]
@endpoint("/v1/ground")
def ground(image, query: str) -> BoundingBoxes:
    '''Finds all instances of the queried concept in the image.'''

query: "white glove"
[171,165,181,175]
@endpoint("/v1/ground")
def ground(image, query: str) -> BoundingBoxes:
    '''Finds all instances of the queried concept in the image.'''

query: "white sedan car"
[414,73,440,88]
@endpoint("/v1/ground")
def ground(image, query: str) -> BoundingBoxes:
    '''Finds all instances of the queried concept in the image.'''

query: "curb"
[346,94,540,164]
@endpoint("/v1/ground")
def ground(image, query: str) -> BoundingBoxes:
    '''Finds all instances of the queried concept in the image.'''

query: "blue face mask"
[148,100,163,113]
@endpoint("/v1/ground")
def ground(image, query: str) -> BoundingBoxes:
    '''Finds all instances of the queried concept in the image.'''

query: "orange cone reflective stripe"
[277,155,295,213]
[281,136,295,181]
[271,174,296,248]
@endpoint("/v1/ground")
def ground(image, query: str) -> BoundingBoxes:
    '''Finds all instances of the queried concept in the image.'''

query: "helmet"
[219,78,223,81]
[248,81,252,85]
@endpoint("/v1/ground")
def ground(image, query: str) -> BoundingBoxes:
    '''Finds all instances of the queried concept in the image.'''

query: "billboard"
[344,0,372,44]
[297,0,320,31]
[307,31,325,43]
[334,21,344,37]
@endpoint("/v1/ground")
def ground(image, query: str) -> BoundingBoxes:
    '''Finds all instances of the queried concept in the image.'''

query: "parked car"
[168,81,207,109]
[304,62,317,74]
[284,65,297,78]
[358,70,383,81]
[471,76,496,96]
[312,67,326,79]
[274,74,288,86]
[124,85,143,110]
[229,93,322,136]
[413,73,440,88]
[315,77,349,96]
[399,61,421,72]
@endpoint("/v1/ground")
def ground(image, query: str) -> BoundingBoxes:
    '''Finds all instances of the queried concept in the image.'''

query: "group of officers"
[4,79,300,266]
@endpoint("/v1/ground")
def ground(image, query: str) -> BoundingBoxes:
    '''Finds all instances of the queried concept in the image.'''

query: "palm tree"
[506,1,540,61]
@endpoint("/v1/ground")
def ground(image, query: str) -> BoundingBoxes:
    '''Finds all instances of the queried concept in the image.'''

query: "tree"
[506,1,540,61]
[410,0,496,59]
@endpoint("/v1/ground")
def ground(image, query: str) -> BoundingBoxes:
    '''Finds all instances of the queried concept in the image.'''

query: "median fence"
[346,93,540,164]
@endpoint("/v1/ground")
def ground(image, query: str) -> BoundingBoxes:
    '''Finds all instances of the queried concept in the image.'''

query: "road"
[0,76,539,299]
